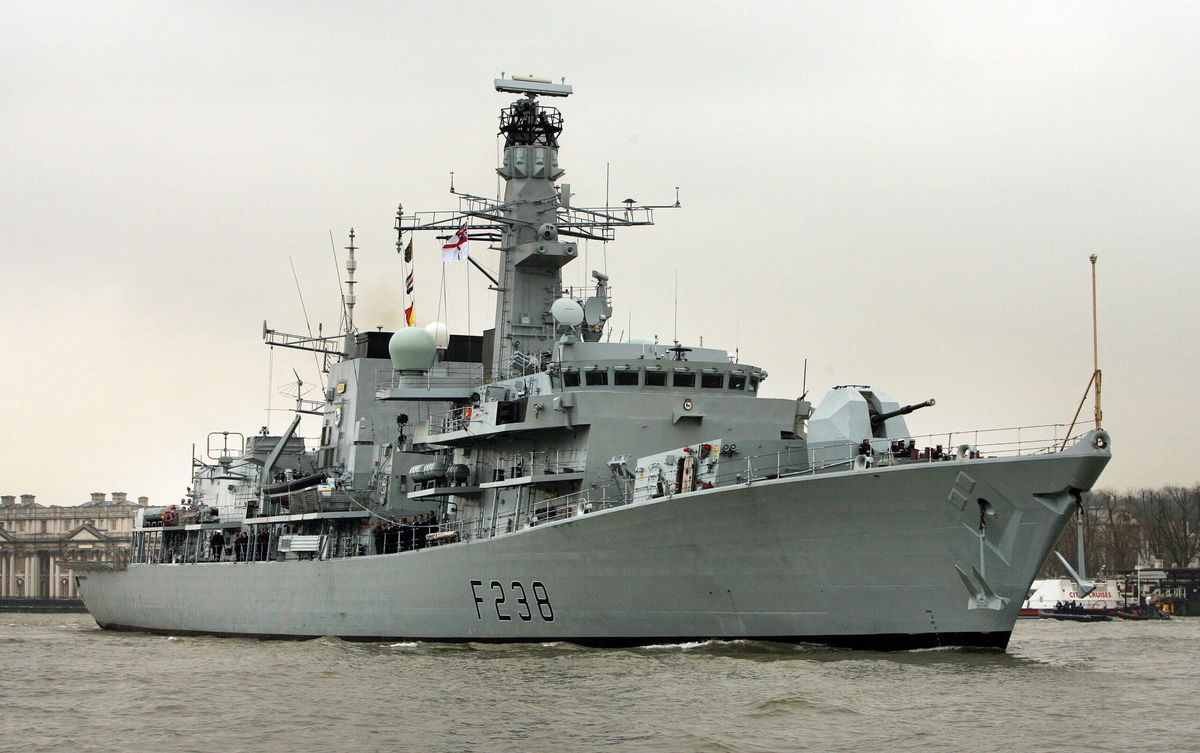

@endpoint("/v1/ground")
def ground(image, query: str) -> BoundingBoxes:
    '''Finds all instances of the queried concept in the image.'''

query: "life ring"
[162,509,177,525]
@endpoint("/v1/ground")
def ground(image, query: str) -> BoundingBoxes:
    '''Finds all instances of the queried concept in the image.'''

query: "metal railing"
[490,449,587,479]
[130,421,1096,564]
[447,422,1099,542]
[377,365,483,392]
[428,406,476,436]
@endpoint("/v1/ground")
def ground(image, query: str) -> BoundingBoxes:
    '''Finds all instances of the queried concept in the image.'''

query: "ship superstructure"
[73,78,1111,650]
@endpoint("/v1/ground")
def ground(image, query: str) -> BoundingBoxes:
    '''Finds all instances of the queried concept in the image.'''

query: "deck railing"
[130,421,1096,564]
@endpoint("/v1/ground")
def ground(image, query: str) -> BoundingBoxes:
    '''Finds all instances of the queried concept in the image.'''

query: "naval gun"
[870,399,936,430]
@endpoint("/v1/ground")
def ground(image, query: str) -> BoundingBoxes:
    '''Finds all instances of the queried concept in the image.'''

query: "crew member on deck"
[399,518,412,552]
[858,439,874,457]
[209,529,225,561]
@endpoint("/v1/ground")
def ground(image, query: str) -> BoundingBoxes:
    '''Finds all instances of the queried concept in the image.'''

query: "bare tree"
[1090,489,1141,571]
[1133,486,1200,568]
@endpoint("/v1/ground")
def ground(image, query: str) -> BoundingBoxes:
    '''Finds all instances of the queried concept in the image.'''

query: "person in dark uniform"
[256,528,270,561]
[399,518,413,552]
[384,521,399,554]
[234,531,248,562]
[413,514,427,550]
[209,530,226,561]
[372,522,386,555]
[858,439,874,457]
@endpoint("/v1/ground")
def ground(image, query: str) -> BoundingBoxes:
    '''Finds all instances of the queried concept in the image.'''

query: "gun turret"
[870,399,935,429]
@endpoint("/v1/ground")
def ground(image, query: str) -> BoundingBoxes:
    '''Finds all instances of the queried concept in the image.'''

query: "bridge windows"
[584,369,608,386]
[672,371,695,388]
[644,370,667,387]
[555,364,751,392]
[614,369,639,386]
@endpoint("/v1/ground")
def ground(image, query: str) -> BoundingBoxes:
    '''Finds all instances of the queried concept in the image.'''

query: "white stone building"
[0,492,146,600]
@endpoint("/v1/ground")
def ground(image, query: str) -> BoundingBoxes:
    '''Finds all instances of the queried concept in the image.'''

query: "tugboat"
[73,77,1111,650]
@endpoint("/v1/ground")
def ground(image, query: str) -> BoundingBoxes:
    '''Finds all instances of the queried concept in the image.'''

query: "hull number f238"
[470,580,554,622]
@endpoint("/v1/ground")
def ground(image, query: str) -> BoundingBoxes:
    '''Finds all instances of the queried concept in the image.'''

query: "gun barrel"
[870,398,936,428]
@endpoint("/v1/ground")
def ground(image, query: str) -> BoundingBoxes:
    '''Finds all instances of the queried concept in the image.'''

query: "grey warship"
[74,77,1111,650]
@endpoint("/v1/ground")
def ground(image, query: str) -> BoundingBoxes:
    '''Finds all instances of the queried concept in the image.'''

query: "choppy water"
[2,613,1197,753]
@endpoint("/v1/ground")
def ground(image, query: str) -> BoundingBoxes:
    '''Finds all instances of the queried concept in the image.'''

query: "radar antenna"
[394,78,681,376]
[279,368,324,416]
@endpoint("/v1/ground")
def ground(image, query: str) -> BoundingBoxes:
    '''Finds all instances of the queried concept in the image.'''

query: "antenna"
[1090,254,1102,429]
[344,228,357,336]
[329,230,348,335]
[673,270,678,343]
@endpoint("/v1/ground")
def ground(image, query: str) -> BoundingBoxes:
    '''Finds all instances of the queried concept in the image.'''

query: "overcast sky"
[2,1,1196,506]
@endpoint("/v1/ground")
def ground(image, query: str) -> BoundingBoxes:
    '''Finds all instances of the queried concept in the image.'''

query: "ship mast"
[345,228,358,338]
[490,79,574,373]
[393,76,680,379]
[1090,253,1102,429]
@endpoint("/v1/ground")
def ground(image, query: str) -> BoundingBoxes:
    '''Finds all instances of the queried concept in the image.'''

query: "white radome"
[388,327,437,372]
[550,297,584,326]
[425,321,450,349]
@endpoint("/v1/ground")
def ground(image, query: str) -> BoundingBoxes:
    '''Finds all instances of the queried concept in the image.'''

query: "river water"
[2,613,1196,753]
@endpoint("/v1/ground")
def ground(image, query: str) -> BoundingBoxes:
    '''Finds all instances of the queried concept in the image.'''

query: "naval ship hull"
[77,444,1107,650]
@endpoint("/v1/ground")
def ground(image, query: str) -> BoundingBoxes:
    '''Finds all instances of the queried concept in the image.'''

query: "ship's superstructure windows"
[584,369,608,386]
[614,369,639,386]
[701,373,724,389]
[748,377,759,392]
[672,372,695,388]
[644,370,667,387]
[563,371,581,387]
[728,374,747,391]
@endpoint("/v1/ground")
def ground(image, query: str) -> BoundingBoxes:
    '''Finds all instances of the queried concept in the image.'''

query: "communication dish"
[550,298,584,326]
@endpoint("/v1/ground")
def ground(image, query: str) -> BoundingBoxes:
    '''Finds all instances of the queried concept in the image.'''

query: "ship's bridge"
[551,339,765,394]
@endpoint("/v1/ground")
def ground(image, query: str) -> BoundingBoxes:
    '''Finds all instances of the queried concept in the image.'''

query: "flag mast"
[1090,254,1102,429]
[1061,254,1103,450]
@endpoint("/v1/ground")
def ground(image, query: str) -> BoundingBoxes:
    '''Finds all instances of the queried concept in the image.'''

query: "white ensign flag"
[442,226,469,262]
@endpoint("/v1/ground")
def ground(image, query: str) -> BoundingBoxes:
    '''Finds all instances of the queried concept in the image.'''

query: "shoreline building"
[0,493,147,600]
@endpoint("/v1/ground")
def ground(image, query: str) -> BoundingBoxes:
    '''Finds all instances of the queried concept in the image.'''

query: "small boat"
[1115,608,1171,621]
[1020,577,1129,617]
[1038,609,1112,622]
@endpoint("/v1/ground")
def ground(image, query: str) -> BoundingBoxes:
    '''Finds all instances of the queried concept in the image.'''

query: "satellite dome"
[425,321,450,349]
[629,337,655,345]
[550,298,584,326]
[388,327,437,372]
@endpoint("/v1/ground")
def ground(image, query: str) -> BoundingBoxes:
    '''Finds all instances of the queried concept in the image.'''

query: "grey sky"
[2,1,1196,506]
